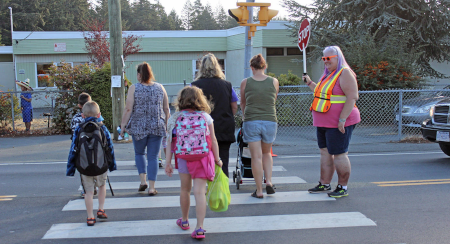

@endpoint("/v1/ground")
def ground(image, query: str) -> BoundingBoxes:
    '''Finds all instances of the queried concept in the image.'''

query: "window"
[192,59,226,80]
[287,47,311,56]
[36,62,73,88]
[267,48,284,56]
[287,48,302,55]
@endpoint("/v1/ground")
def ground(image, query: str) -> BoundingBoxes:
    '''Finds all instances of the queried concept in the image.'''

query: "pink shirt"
[312,77,361,128]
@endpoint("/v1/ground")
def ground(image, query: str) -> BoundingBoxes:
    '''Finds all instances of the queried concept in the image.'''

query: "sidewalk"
[0,134,442,164]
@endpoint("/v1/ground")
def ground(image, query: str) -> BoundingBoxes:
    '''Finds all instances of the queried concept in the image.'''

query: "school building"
[0,21,323,95]
[0,20,448,94]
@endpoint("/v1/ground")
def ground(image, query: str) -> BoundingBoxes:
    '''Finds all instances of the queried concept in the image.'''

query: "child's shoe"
[87,218,96,226]
[158,158,163,168]
[176,218,190,230]
[191,228,206,239]
[97,209,108,219]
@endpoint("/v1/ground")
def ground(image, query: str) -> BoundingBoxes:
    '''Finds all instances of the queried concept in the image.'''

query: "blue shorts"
[317,125,356,155]
[243,120,277,144]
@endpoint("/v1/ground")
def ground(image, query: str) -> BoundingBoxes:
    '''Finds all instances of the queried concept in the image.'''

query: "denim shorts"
[243,120,277,144]
[317,125,356,155]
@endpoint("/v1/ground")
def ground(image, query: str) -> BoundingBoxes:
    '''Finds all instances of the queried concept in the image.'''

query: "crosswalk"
[43,160,376,240]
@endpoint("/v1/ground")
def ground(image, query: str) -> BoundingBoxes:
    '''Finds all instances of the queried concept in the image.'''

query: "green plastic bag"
[206,165,231,212]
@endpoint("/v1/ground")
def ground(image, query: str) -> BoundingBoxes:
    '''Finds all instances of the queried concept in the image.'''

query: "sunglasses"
[321,55,337,61]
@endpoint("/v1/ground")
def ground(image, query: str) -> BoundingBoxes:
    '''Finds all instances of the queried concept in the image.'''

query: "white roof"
[12,21,291,40]
[0,46,13,54]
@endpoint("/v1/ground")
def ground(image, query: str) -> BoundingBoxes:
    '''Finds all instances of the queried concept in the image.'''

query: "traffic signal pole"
[244,0,255,79]
[109,0,124,140]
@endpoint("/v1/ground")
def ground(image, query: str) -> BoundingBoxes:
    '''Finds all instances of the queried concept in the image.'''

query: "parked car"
[395,85,450,128]
[421,98,450,156]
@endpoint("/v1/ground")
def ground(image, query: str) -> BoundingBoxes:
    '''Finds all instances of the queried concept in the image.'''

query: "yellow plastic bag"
[206,165,231,212]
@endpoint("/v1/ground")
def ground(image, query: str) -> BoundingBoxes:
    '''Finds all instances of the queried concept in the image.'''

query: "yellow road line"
[372,179,450,184]
[0,198,13,201]
[377,182,450,187]
[0,195,17,198]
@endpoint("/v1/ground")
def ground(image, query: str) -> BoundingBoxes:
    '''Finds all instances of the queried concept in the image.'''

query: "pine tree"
[130,0,159,30]
[168,9,184,30]
[181,0,193,30]
[190,0,204,30]
[214,5,228,29]
[194,3,217,30]
[282,0,450,79]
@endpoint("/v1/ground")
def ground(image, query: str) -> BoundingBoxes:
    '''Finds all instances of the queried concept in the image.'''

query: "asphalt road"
[1,138,450,243]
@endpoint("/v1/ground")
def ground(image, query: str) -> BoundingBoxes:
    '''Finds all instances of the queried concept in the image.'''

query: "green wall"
[266,56,304,77]
[13,39,86,55]
[124,60,193,84]
[16,63,36,87]
[262,29,297,48]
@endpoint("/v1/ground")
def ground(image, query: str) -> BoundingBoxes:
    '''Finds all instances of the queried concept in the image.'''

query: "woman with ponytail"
[240,54,279,198]
[120,62,170,196]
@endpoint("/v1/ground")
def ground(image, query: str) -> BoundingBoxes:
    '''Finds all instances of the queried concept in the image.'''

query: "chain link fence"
[233,86,450,144]
[0,90,73,134]
[1,87,449,142]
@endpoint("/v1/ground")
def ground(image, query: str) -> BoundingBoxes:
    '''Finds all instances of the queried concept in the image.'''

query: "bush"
[49,62,130,133]
[0,90,21,128]
[267,70,302,86]
[80,63,113,131]
[49,62,96,134]
[342,31,424,90]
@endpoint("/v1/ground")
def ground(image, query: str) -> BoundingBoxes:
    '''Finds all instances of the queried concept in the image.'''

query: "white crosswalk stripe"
[108,165,287,177]
[78,176,306,191]
[43,212,376,239]
[63,191,335,211]
[43,160,376,240]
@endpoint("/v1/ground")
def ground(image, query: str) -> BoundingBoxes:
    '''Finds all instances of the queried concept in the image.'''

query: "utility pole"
[108,0,124,140]
[8,7,17,92]
[244,0,255,79]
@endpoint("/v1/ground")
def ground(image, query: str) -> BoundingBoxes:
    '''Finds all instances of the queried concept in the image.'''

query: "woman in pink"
[303,46,360,198]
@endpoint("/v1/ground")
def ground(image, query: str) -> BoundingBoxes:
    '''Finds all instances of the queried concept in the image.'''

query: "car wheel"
[438,142,450,156]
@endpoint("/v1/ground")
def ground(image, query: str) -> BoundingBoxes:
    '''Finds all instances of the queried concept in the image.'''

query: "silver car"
[395,86,450,127]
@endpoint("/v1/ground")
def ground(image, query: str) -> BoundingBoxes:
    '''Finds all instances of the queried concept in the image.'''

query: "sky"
[157,0,314,18]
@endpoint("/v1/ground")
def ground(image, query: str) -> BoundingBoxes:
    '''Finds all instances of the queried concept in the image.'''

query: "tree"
[214,5,238,30]
[192,3,217,30]
[40,0,91,31]
[82,19,142,66]
[282,0,450,80]
[130,0,159,30]
[181,0,193,30]
[168,9,184,30]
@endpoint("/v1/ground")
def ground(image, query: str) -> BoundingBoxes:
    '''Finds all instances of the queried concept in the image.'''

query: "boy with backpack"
[67,101,117,226]
[71,92,105,197]
[71,92,104,133]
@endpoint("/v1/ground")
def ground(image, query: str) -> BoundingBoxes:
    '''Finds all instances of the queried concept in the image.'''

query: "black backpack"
[74,121,112,176]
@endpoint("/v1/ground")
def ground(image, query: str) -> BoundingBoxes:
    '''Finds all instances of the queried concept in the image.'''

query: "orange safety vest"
[310,67,347,113]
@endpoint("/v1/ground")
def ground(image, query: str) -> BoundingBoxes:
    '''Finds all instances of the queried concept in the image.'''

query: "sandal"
[87,217,96,226]
[138,184,148,192]
[97,209,108,219]
[266,184,276,194]
[191,227,206,239]
[176,218,190,230]
[148,189,158,196]
[251,190,263,198]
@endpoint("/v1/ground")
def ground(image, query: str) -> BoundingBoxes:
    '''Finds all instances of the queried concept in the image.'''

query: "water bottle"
[124,132,129,141]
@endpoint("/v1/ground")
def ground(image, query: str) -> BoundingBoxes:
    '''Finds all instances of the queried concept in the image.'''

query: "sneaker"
[327,185,348,198]
[158,158,163,168]
[308,182,331,193]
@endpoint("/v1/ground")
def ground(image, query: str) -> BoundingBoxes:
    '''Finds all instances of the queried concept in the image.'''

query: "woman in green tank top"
[240,54,279,199]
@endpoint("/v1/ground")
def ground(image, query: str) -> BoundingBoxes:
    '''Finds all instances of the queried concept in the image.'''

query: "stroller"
[232,127,265,189]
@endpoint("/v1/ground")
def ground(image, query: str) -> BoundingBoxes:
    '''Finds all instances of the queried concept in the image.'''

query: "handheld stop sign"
[298,19,311,82]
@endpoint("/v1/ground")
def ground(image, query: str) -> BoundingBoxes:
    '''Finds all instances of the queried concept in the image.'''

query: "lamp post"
[8,7,17,91]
